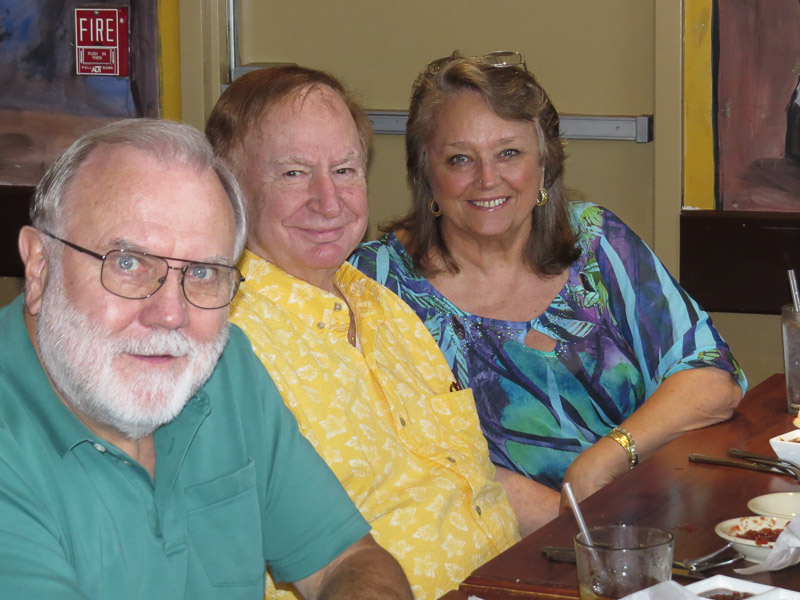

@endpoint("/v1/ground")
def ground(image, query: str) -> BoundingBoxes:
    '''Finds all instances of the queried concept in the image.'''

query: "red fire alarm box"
[75,7,129,76]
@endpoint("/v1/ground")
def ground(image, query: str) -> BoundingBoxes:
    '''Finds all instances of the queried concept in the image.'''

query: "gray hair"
[32,118,247,258]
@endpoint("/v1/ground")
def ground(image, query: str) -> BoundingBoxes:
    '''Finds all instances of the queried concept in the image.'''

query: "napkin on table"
[734,514,800,574]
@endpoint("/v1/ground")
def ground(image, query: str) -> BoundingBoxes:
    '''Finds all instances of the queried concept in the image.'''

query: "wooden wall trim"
[680,210,800,314]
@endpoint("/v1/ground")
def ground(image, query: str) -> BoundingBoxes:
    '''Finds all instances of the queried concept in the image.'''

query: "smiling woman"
[425,91,543,254]
[349,51,747,535]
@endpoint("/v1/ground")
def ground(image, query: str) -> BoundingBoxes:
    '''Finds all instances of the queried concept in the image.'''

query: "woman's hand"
[560,367,743,510]
[494,466,559,537]
[560,437,631,510]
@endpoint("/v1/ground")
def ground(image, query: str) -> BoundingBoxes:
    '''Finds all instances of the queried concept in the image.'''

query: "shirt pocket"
[184,459,264,586]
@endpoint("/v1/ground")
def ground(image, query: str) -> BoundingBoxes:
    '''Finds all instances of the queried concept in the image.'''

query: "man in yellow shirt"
[206,65,520,600]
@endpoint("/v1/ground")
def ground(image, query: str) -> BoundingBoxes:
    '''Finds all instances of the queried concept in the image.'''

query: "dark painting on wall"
[0,0,158,187]
[715,0,800,211]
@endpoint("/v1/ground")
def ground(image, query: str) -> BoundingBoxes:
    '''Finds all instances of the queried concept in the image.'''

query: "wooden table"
[454,374,800,599]
[439,590,535,600]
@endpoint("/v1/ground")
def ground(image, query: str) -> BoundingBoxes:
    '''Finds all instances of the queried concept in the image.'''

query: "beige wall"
[711,313,782,387]
[176,0,781,388]
[0,1,780,387]
[181,0,657,239]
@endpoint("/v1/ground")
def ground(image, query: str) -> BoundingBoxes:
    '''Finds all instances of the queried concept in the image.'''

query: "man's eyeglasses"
[425,50,527,74]
[41,231,244,310]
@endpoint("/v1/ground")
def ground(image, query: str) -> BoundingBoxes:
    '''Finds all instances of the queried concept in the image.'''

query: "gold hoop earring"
[536,188,548,207]
[428,198,443,217]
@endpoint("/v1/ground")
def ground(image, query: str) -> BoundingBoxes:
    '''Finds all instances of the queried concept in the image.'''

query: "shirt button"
[93,443,107,453]
[399,417,406,427]
[475,505,482,516]
[334,302,343,311]
[446,456,456,463]
[317,322,325,329]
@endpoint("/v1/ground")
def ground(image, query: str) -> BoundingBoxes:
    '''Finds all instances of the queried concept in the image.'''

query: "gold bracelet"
[606,427,638,469]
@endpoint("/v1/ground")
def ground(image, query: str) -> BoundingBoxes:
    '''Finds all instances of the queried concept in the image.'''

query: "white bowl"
[758,589,800,599]
[769,429,800,465]
[714,516,790,563]
[685,574,775,597]
[748,492,800,519]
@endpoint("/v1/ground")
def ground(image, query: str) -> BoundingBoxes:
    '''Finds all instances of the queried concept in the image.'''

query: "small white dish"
[686,574,774,597]
[748,492,800,519]
[769,429,800,464]
[625,575,800,599]
[757,589,800,599]
[714,516,790,563]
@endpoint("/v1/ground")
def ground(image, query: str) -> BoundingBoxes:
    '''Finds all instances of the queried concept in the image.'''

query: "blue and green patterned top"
[349,202,747,489]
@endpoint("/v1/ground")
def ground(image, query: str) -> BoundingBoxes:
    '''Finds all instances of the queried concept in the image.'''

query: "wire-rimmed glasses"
[41,231,244,310]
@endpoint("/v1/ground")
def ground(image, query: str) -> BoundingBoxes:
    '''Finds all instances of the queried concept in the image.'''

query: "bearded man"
[0,119,412,600]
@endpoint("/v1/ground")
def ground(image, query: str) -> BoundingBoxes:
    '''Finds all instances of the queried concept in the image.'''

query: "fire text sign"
[75,7,129,76]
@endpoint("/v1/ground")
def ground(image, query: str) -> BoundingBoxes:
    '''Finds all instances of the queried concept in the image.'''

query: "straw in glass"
[564,481,604,578]
[564,482,593,545]
[789,269,800,313]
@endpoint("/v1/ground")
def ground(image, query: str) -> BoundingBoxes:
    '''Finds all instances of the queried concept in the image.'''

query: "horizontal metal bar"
[561,115,653,142]
[367,110,653,143]
[367,111,410,136]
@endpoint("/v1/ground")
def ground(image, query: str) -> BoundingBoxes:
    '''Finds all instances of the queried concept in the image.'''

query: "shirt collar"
[236,250,371,344]
[238,249,346,308]
[0,295,211,458]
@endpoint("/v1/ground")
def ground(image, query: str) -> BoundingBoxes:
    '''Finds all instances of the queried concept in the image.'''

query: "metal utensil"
[727,448,800,481]
[678,542,733,569]
[688,453,798,479]
[684,554,742,570]
[675,543,743,572]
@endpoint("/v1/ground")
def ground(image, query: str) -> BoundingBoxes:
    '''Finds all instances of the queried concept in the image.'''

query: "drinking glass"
[574,524,673,600]
[782,304,800,415]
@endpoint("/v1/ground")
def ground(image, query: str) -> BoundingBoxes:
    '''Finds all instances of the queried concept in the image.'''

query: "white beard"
[36,269,229,440]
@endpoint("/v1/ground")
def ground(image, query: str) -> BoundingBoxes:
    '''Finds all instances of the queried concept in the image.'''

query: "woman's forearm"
[562,367,743,505]
[494,466,559,537]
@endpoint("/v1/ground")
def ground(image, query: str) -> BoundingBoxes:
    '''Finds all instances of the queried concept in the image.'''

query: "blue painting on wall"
[0,0,157,186]
[0,0,135,116]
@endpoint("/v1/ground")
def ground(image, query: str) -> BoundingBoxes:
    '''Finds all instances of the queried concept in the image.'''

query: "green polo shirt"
[0,295,370,599]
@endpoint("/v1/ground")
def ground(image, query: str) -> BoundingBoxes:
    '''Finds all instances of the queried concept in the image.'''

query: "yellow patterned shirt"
[230,251,520,600]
